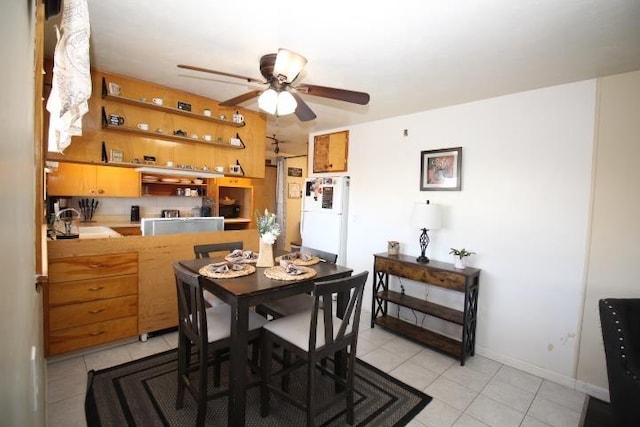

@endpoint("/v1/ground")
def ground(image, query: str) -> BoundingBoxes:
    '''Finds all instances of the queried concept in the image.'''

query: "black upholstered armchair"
[599,298,640,426]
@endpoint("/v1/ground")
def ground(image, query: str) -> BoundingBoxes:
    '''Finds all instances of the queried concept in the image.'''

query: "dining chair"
[193,241,243,258]
[256,247,338,319]
[193,241,243,307]
[260,271,369,426]
[173,262,266,426]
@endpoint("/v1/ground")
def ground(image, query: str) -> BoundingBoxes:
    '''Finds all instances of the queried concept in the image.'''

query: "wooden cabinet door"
[47,162,96,196]
[313,130,348,173]
[47,163,140,197]
[95,165,140,197]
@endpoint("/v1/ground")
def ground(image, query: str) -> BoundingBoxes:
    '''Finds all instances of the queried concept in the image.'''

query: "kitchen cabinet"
[45,252,139,356]
[371,253,480,365]
[313,130,349,173]
[213,177,253,229]
[47,162,140,197]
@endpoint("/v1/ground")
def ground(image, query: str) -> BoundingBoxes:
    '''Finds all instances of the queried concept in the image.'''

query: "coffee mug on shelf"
[203,134,212,142]
[152,97,163,106]
[203,109,212,117]
[108,82,122,96]
[214,166,224,173]
[108,115,124,126]
[137,123,149,131]
[229,165,241,174]
[166,161,174,167]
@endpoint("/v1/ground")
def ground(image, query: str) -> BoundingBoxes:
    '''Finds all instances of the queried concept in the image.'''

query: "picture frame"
[110,149,124,163]
[420,147,462,191]
[288,182,301,199]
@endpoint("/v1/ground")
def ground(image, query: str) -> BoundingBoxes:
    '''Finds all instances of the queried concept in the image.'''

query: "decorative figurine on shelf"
[449,248,476,269]
[255,209,280,267]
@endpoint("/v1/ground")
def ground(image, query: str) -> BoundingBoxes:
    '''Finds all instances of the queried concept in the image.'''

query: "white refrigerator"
[301,176,349,265]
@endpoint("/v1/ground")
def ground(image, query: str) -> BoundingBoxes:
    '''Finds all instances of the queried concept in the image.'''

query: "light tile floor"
[46,312,587,427]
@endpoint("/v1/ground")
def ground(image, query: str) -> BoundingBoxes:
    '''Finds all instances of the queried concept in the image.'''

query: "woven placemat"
[274,254,321,266]
[264,265,317,281]
[199,263,256,279]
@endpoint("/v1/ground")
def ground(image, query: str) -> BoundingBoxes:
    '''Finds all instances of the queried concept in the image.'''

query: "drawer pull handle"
[89,264,101,268]
[89,331,105,336]
[89,309,104,314]
[88,286,104,291]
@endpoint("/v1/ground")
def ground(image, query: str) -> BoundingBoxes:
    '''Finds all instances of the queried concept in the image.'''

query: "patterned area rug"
[85,349,431,426]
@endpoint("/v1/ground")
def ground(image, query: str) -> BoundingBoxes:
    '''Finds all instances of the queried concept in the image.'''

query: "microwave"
[219,204,240,218]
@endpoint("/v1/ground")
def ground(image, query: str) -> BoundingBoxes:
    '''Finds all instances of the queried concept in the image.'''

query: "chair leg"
[175,336,187,409]
[306,357,316,427]
[282,348,291,392]
[260,333,273,417]
[346,350,357,425]
[213,349,222,387]
[195,346,208,427]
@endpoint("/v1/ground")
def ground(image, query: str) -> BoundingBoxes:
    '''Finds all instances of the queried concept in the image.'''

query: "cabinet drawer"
[49,274,137,306]
[48,316,138,356]
[375,257,466,291]
[49,253,138,282]
[49,295,138,331]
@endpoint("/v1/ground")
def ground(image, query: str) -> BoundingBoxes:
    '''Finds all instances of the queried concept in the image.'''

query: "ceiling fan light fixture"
[273,48,307,82]
[258,88,278,115]
[276,90,297,115]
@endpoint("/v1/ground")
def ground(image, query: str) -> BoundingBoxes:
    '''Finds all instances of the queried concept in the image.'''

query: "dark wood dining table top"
[178,256,354,307]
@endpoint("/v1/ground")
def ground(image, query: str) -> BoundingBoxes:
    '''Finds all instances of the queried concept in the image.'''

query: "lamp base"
[416,255,430,263]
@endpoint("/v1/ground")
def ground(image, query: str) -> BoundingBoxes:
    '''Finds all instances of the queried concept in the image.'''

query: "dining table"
[178,254,354,426]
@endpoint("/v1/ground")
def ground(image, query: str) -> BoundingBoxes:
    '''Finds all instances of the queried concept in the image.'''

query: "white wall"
[0,0,45,425]
[310,80,597,386]
[576,70,640,396]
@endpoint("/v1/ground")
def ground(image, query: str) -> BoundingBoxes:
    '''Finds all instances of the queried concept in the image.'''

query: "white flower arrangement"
[256,209,280,244]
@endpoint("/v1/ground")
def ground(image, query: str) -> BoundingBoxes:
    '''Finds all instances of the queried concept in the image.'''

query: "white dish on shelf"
[179,179,191,184]
[192,179,204,185]
[161,178,180,183]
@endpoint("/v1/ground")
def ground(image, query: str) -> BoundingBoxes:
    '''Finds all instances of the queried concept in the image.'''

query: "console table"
[371,253,480,365]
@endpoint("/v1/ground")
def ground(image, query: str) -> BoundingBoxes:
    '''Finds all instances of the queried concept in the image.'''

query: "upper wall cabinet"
[47,163,140,197]
[313,130,349,173]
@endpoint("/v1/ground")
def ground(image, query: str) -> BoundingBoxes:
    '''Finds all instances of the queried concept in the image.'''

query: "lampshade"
[411,201,442,230]
[273,48,307,82]
[258,89,278,115]
[258,89,298,116]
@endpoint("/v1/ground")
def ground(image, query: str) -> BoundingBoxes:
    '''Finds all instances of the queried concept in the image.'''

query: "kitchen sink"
[78,226,122,239]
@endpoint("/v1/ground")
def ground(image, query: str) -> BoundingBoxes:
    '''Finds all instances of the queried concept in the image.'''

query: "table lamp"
[410,200,442,263]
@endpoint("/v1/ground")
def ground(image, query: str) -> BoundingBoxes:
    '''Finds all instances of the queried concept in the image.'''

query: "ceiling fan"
[267,134,288,154]
[177,48,370,122]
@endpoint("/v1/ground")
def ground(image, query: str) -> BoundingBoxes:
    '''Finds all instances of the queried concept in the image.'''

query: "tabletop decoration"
[199,261,256,279]
[274,251,321,266]
[255,209,280,267]
[225,249,258,264]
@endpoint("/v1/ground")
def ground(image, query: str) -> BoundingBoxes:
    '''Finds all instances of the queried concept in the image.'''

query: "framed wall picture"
[110,149,124,163]
[288,182,301,199]
[420,147,462,191]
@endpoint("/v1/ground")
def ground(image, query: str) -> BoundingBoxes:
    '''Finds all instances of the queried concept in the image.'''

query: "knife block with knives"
[79,198,99,222]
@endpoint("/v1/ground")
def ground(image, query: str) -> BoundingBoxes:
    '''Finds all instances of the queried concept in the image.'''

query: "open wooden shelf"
[374,315,462,358]
[101,107,245,149]
[101,78,245,127]
[376,290,464,325]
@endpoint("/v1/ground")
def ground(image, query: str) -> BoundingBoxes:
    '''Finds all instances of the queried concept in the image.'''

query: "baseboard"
[575,380,610,402]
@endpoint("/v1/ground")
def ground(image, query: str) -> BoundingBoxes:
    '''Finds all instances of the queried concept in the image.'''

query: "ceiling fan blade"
[177,64,264,84]
[219,90,263,106]
[295,84,370,105]
[291,93,317,122]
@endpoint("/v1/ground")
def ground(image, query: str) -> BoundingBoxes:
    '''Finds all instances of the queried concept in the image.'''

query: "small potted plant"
[449,248,475,269]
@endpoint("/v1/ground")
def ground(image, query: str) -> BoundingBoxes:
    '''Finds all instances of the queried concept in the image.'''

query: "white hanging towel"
[46,0,91,153]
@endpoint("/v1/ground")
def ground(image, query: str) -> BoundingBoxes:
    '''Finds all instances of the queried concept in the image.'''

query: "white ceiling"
[45,0,640,157]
